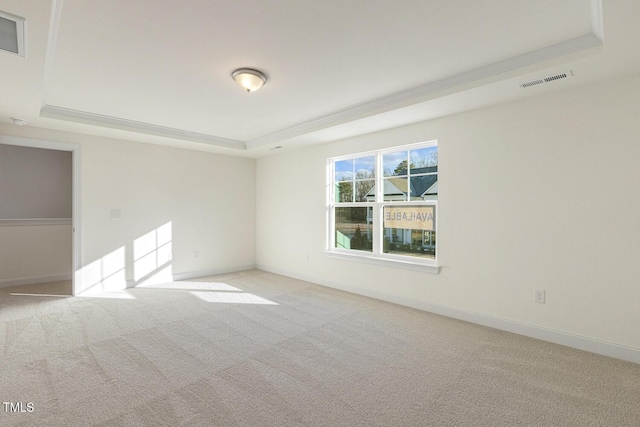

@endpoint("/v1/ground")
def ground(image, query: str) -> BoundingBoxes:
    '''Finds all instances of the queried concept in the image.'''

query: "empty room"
[1,0,639,425]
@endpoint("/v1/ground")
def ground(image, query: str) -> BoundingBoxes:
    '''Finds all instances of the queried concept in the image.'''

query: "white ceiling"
[0,0,639,157]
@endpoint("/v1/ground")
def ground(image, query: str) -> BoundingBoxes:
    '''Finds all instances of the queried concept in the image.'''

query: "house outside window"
[328,141,438,268]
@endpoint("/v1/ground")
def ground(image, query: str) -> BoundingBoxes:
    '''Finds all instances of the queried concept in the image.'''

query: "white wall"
[0,144,72,219]
[256,76,640,361]
[0,126,256,294]
[0,223,72,287]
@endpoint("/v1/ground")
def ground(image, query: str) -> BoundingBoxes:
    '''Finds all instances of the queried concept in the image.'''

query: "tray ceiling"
[1,0,639,157]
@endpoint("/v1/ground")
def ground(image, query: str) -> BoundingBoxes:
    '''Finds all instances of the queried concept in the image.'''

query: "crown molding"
[39,105,246,150]
[590,0,604,41]
[246,33,603,149]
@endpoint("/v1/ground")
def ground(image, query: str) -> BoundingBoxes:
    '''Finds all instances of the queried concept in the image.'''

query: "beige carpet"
[1,270,639,426]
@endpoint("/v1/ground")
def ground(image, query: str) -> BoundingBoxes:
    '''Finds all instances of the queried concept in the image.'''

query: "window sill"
[324,250,439,274]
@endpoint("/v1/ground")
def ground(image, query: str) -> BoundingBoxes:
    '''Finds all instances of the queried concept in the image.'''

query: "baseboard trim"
[171,264,257,282]
[120,265,258,289]
[257,264,640,365]
[0,273,72,289]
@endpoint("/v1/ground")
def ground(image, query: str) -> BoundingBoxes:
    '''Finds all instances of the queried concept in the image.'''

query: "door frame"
[0,135,81,296]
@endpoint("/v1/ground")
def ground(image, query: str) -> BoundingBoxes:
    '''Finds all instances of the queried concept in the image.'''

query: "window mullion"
[328,160,335,250]
[373,153,383,256]
[375,153,383,202]
[351,159,356,203]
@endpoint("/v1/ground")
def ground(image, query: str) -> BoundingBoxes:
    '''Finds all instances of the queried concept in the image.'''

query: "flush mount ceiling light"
[231,68,267,93]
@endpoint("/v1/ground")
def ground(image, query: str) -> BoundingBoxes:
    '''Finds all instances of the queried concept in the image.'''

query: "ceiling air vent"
[0,11,25,56]
[519,71,573,89]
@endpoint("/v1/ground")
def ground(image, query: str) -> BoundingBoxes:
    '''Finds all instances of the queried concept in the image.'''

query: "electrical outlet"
[534,289,546,304]
[193,251,199,259]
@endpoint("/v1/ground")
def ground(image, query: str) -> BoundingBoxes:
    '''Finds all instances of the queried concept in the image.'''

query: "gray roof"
[364,166,437,198]
[409,167,438,197]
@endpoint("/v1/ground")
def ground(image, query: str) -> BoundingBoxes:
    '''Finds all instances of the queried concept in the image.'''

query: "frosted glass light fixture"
[232,68,267,93]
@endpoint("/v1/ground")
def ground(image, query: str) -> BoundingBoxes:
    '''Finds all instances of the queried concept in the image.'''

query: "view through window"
[329,141,438,264]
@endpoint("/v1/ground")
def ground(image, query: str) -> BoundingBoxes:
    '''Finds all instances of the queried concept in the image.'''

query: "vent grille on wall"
[519,71,573,89]
[0,11,25,56]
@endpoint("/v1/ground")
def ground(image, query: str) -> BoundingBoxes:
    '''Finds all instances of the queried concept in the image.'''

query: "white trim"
[170,264,257,282]
[0,10,26,57]
[246,34,603,149]
[0,135,81,296]
[0,273,72,289]
[94,265,258,291]
[256,265,640,365]
[324,250,438,274]
[0,134,77,151]
[71,146,81,296]
[590,0,604,41]
[120,265,257,289]
[40,105,247,151]
[0,218,71,226]
[328,141,439,268]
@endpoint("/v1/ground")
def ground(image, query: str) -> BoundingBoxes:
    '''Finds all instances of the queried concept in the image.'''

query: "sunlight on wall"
[74,221,269,304]
[134,222,173,286]
[76,222,173,295]
[78,246,126,294]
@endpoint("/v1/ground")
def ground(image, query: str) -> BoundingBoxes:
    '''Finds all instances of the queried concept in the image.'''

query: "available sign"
[384,206,435,231]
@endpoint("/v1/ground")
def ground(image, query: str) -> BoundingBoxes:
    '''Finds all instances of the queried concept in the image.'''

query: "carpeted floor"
[1,269,639,426]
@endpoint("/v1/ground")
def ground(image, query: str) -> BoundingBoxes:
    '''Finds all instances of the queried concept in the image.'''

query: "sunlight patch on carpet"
[137,281,241,292]
[190,291,278,305]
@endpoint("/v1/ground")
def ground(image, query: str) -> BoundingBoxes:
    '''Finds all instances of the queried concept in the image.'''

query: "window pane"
[383,151,408,177]
[383,228,436,259]
[410,146,438,170]
[354,156,375,179]
[382,205,435,258]
[334,207,372,252]
[409,175,437,200]
[335,181,353,203]
[383,177,408,201]
[334,159,353,181]
[355,179,375,202]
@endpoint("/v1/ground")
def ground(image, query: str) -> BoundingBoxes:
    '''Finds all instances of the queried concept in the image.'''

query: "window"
[328,141,438,269]
[0,11,26,57]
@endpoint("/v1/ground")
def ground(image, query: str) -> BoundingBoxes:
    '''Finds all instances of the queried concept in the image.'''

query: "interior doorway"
[0,135,81,296]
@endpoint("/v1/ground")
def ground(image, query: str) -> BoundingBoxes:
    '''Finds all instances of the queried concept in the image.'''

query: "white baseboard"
[120,265,258,289]
[75,265,259,293]
[171,264,257,282]
[257,264,640,365]
[0,273,72,289]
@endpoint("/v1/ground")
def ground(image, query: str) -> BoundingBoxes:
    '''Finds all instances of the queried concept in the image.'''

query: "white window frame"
[0,11,26,57]
[326,140,439,274]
